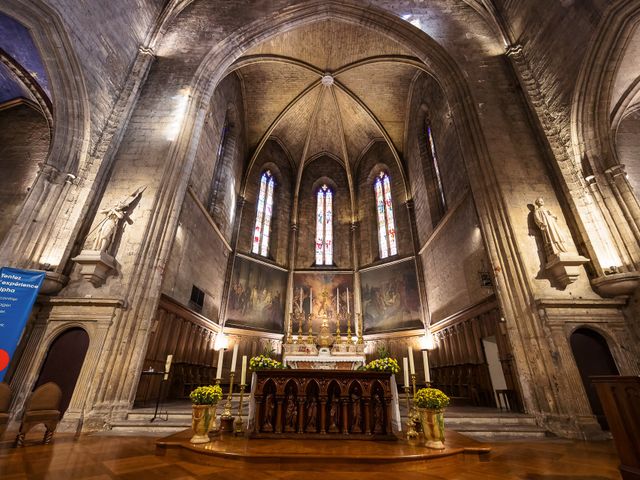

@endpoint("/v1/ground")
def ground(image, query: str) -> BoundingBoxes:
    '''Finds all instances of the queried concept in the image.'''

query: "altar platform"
[155,429,491,471]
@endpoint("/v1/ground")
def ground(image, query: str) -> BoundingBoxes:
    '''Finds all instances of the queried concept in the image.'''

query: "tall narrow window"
[252,170,275,257]
[208,118,229,215]
[427,126,446,211]
[315,184,333,265]
[374,171,397,259]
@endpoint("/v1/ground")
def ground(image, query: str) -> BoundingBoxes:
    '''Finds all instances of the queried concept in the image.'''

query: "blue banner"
[0,267,45,381]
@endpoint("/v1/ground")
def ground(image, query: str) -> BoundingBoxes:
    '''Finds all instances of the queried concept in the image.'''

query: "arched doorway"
[35,328,89,414]
[569,328,619,430]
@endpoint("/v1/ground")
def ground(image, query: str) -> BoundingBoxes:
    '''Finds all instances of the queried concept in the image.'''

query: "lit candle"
[230,342,239,373]
[240,355,247,385]
[164,354,173,381]
[403,357,410,386]
[408,346,415,375]
[336,287,340,314]
[347,287,350,314]
[422,350,431,383]
[215,348,224,380]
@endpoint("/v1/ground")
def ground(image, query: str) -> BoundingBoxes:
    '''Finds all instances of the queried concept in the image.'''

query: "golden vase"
[417,408,445,449]
[190,404,218,444]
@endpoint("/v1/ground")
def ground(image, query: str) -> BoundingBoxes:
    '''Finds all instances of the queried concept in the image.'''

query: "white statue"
[91,186,146,253]
[533,197,567,255]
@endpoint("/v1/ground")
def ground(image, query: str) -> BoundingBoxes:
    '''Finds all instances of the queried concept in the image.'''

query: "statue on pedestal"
[530,196,589,288]
[351,394,362,433]
[328,396,340,433]
[533,197,568,256]
[262,394,274,432]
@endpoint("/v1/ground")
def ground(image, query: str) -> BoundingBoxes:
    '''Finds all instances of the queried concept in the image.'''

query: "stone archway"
[569,327,619,430]
[34,327,90,415]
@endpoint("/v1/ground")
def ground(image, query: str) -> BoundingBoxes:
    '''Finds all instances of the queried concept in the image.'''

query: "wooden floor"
[0,432,622,479]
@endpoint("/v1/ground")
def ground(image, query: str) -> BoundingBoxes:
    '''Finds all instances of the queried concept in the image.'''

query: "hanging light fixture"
[419,330,437,350]
[213,332,229,351]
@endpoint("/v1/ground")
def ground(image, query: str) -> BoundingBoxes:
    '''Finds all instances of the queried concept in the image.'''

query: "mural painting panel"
[361,258,423,334]
[293,272,354,333]
[226,255,287,332]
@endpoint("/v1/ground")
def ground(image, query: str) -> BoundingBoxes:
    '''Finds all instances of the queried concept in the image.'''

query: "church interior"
[0,0,640,478]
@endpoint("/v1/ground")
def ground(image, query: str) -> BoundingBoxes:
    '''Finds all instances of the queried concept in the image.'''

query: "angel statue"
[91,186,146,253]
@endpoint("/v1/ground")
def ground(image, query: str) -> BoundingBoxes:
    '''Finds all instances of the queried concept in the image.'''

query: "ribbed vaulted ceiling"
[227,18,428,168]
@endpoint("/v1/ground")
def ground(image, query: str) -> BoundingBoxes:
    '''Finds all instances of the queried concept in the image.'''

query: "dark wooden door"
[35,328,89,414]
[570,328,619,430]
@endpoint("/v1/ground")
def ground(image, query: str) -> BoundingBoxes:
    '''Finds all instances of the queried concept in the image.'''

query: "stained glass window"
[252,170,275,256]
[315,184,333,265]
[374,172,397,259]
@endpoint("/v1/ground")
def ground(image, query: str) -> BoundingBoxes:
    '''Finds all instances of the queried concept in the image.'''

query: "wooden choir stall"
[249,369,399,440]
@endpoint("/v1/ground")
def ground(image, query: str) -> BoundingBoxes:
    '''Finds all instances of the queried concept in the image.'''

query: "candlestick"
[215,348,224,380]
[230,343,239,373]
[346,314,353,345]
[240,355,247,385]
[403,357,409,386]
[297,310,304,344]
[408,346,415,375]
[422,350,431,384]
[357,313,364,344]
[404,384,419,442]
[306,313,314,344]
[234,383,247,435]
[220,371,236,430]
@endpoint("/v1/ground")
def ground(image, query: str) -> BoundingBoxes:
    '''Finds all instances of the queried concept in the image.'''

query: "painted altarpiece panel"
[360,258,423,334]
[226,255,287,333]
[293,272,354,334]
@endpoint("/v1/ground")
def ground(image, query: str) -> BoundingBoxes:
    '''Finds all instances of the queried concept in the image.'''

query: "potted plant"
[249,354,284,370]
[413,387,450,449]
[363,357,400,374]
[189,384,223,444]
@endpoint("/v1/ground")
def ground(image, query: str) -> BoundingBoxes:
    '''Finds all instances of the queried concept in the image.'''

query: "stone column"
[349,222,362,335]
[605,164,640,249]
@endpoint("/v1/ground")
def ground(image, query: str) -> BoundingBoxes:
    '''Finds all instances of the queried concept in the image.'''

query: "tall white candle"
[300,287,303,311]
[240,355,247,385]
[403,357,410,386]
[230,343,239,373]
[347,287,350,314]
[310,288,313,313]
[422,350,431,383]
[408,346,415,375]
[215,349,224,380]
[336,287,340,314]
[164,354,173,381]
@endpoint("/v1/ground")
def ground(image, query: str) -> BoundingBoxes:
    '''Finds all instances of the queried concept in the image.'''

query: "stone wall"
[0,103,49,243]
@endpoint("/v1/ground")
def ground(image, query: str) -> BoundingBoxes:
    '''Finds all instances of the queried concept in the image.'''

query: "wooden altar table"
[248,369,400,440]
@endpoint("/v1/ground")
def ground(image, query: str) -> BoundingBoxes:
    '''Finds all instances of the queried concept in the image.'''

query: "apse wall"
[161,73,246,321]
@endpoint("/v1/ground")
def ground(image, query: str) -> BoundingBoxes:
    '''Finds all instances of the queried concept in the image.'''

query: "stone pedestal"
[544,252,589,288]
[72,250,118,287]
[40,271,69,295]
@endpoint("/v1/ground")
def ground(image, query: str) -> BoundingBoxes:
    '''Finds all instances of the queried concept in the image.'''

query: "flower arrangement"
[414,388,450,410]
[364,357,400,374]
[189,385,223,405]
[249,354,284,370]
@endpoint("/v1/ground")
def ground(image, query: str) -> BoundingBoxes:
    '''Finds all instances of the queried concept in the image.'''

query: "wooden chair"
[15,382,62,447]
[0,382,11,438]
